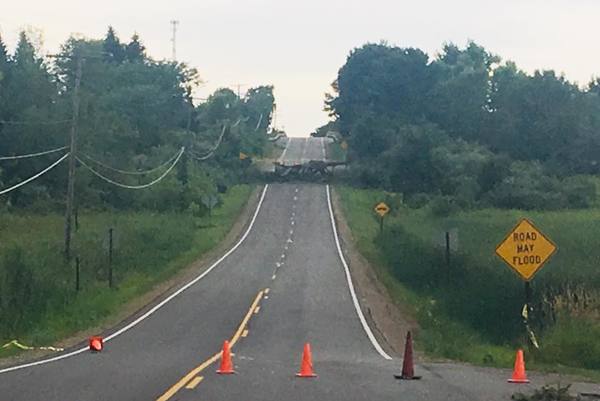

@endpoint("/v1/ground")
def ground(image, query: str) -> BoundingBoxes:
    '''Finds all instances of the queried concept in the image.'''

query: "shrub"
[429,195,459,217]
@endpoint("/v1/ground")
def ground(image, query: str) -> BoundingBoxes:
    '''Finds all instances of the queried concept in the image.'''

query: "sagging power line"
[76,147,185,190]
[0,152,70,195]
[79,147,183,176]
[189,124,228,161]
[0,146,68,160]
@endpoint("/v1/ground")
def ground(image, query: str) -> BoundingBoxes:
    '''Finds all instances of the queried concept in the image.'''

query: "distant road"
[278,137,328,165]
[1,138,596,400]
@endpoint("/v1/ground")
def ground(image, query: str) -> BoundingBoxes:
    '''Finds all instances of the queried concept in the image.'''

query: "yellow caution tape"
[2,340,34,350]
[38,346,64,352]
[521,303,540,349]
[1,340,63,352]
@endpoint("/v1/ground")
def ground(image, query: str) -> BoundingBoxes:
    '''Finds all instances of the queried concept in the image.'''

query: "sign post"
[374,202,390,233]
[495,218,557,346]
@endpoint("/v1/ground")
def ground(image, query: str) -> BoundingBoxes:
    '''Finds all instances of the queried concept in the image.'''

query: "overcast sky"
[2,0,599,137]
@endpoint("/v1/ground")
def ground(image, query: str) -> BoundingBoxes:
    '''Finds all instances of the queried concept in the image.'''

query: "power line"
[188,149,214,161]
[0,146,68,161]
[190,125,227,161]
[79,148,182,176]
[76,147,184,190]
[0,119,71,126]
[0,153,70,196]
[255,113,263,131]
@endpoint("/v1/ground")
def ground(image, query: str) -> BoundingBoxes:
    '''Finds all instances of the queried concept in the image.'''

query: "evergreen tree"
[125,33,146,63]
[0,34,9,120]
[103,26,125,63]
[0,34,8,84]
[13,32,36,66]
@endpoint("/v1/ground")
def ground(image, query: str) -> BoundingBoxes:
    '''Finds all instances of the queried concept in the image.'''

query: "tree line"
[0,27,275,213]
[326,42,600,211]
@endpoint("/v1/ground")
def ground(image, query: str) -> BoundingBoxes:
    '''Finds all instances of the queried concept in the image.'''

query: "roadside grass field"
[0,185,252,358]
[336,186,600,378]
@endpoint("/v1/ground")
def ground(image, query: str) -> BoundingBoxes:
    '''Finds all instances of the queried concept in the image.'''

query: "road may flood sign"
[495,219,557,281]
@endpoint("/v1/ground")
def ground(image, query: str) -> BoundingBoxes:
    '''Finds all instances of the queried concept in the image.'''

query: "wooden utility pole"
[64,56,83,261]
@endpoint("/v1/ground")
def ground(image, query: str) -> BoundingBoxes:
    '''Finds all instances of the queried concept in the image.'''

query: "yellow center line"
[241,329,249,338]
[185,376,204,390]
[254,306,260,314]
[156,290,265,401]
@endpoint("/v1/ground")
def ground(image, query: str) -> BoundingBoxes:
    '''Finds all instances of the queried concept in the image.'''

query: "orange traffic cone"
[394,331,421,380]
[89,336,103,352]
[296,343,317,378]
[508,349,530,383]
[217,340,235,374]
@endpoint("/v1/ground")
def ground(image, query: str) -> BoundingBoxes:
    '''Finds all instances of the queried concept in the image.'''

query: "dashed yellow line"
[156,290,264,401]
[185,376,204,390]
[254,306,260,314]
[241,329,249,338]
[265,288,270,295]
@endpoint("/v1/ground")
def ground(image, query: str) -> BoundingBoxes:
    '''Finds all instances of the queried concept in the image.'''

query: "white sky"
[2,0,600,137]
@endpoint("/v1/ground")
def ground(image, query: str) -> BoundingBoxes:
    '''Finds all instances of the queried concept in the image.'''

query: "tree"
[0,34,9,121]
[103,26,125,63]
[425,42,499,141]
[327,43,431,137]
[0,34,8,84]
[0,32,62,206]
[125,33,146,63]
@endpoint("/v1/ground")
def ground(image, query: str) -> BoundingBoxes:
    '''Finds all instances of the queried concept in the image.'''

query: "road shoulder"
[0,186,264,369]
[330,186,418,357]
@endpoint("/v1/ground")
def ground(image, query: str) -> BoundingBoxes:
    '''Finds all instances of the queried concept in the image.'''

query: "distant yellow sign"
[374,202,390,217]
[239,152,249,160]
[495,219,557,281]
[340,141,348,150]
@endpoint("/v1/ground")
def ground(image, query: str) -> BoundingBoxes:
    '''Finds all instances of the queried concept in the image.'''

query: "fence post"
[75,257,80,292]
[108,228,113,289]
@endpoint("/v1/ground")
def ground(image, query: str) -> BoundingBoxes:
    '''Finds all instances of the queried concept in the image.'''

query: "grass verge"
[336,185,600,380]
[0,185,252,359]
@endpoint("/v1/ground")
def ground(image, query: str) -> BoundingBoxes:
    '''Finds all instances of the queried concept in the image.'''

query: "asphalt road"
[278,136,327,165]
[1,138,597,400]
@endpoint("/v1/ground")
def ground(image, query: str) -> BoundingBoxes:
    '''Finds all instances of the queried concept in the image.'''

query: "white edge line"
[325,184,392,360]
[0,184,271,375]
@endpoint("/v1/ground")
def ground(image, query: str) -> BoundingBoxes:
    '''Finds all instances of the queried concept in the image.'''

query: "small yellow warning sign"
[239,152,249,160]
[495,219,557,281]
[340,141,349,150]
[374,202,390,217]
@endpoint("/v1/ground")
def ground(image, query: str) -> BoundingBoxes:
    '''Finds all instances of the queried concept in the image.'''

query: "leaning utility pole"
[64,56,83,261]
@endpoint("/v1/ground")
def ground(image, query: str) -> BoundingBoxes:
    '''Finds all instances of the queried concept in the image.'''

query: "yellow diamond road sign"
[374,202,390,217]
[495,219,557,281]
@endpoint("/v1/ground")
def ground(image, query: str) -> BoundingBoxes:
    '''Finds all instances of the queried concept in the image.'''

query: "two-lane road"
[2,138,594,401]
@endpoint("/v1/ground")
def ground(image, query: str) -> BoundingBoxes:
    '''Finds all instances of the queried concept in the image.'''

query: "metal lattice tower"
[170,20,179,61]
